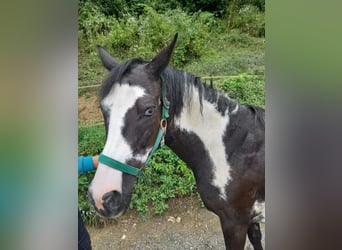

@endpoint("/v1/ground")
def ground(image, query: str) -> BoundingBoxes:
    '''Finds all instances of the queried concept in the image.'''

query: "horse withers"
[88,34,265,250]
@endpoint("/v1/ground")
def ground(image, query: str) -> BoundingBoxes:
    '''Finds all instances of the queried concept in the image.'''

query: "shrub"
[180,0,229,16]
[217,73,265,107]
[79,4,216,67]
[78,2,114,45]
[88,0,129,17]
[230,5,265,37]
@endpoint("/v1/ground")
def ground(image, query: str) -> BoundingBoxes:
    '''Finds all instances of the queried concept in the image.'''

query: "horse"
[88,34,265,250]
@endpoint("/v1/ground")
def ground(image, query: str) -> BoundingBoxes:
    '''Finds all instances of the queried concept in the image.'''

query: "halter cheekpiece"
[99,75,169,176]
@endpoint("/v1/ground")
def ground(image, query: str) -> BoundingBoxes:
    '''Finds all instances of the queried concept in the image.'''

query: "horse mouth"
[88,190,128,218]
[95,207,125,218]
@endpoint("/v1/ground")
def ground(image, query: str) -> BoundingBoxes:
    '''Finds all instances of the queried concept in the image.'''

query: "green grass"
[78,125,105,156]
[183,31,265,77]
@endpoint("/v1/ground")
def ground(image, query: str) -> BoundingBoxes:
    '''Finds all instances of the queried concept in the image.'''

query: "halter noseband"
[98,75,169,176]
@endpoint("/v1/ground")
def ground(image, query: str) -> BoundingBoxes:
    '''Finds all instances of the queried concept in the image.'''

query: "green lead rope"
[99,75,170,177]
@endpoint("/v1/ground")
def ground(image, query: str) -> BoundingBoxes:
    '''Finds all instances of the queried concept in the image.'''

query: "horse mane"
[162,67,265,126]
[246,105,265,127]
[162,66,241,118]
[162,67,200,116]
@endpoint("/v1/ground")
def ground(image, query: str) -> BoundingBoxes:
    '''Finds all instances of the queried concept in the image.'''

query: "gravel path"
[87,198,265,249]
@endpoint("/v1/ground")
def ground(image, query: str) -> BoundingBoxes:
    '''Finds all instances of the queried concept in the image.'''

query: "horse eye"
[145,107,155,116]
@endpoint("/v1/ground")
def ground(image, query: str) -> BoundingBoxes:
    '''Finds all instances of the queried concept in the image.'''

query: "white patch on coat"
[89,84,146,209]
[175,87,231,200]
[231,103,239,114]
[134,152,152,163]
[252,200,265,223]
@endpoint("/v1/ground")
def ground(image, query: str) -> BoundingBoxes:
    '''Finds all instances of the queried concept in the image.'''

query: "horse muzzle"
[88,189,126,218]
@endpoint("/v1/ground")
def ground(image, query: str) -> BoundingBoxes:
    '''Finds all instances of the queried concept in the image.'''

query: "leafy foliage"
[217,74,265,107]
[86,0,129,17]
[78,125,105,155]
[80,0,265,17]
[229,5,265,37]
[79,5,216,67]
[240,0,265,11]
[181,0,229,16]
[78,2,114,44]
[129,147,196,216]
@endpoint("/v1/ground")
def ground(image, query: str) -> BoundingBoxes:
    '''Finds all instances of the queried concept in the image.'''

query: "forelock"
[99,58,148,101]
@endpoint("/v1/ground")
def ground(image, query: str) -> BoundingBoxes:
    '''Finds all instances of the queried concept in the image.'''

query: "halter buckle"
[160,118,167,129]
[160,119,167,146]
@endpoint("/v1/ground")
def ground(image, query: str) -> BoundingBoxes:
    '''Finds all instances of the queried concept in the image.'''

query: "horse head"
[88,34,178,217]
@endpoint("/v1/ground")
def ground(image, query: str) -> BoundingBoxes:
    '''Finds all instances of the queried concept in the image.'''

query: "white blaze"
[175,87,231,200]
[89,84,146,209]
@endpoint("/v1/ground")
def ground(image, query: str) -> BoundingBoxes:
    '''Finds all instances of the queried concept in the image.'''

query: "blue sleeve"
[78,156,95,174]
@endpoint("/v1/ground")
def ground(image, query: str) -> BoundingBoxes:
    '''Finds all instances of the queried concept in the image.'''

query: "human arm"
[78,155,99,174]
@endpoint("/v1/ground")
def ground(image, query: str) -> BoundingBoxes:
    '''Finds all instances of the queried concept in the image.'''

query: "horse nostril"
[102,191,122,211]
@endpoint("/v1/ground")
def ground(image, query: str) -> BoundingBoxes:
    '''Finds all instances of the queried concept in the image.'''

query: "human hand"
[92,155,99,168]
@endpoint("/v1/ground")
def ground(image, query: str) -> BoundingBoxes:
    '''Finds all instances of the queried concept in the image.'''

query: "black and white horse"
[88,34,265,250]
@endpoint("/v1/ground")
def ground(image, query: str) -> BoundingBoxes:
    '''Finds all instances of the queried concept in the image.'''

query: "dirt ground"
[79,94,265,249]
[87,198,265,250]
[78,95,103,125]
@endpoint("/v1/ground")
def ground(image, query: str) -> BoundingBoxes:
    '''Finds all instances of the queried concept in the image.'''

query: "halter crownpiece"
[99,76,169,176]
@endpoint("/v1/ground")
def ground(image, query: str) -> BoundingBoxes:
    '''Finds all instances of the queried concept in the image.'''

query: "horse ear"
[96,45,119,71]
[147,33,178,77]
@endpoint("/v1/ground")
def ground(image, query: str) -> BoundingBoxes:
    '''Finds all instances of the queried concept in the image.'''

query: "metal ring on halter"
[160,119,167,129]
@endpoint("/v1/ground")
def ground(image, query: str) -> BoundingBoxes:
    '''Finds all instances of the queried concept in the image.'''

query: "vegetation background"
[78,0,265,225]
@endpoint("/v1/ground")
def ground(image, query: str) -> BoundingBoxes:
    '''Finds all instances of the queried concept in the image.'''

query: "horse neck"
[165,73,238,172]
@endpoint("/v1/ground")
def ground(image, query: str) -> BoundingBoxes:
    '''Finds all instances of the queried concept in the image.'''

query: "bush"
[217,73,265,107]
[80,0,230,17]
[79,4,216,67]
[230,5,265,37]
[78,2,114,45]
[88,0,129,17]
[238,0,265,12]
[129,7,215,66]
